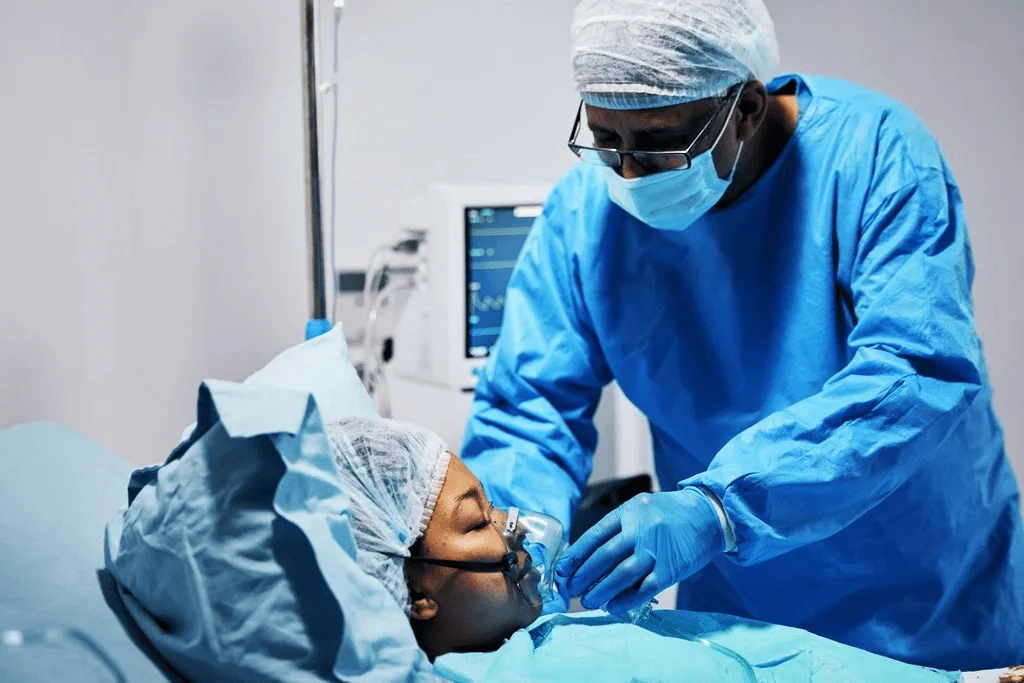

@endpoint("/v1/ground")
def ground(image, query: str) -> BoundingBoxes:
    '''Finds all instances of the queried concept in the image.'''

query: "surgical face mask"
[604,88,744,232]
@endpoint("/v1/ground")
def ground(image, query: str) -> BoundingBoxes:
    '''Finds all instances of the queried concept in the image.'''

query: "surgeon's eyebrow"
[589,122,703,145]
[588,124,621,142]
[640,123,693,135]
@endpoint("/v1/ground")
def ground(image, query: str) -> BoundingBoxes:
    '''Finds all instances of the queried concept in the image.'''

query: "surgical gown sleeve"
[461,182,613,529]
[685,131,986,566]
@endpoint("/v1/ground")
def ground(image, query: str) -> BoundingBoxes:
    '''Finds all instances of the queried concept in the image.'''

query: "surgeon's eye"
[638,131,691,152]
[590,130,619,148]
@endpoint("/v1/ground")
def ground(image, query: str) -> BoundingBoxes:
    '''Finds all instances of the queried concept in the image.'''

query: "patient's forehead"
[420,455,490,551]
[435,455,484,512]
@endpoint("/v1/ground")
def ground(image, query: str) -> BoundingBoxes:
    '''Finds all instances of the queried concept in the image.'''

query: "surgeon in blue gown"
[461,0,1024,672]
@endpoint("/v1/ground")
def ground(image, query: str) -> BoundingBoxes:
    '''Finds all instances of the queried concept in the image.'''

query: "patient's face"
[407,455,542,658]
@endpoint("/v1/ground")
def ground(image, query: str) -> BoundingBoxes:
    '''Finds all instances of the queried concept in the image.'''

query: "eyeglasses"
[405,504,548,607]
[567,85,743,174]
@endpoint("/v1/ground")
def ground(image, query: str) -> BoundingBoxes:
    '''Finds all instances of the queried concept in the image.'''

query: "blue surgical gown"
[462,74,1024,671]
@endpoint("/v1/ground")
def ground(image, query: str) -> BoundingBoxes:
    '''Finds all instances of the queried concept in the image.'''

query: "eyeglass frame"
[404,503,541,606]
[566,83,745,174]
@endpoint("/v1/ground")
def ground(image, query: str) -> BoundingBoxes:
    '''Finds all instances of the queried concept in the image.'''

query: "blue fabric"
[462,73,1024,671]
[106,381,437,683]
[434,610,961,683]
[558,488,724,613]
[243,323,377,422]
[0,422,175,682]
[106,327,439,682]
[179,323,376,443]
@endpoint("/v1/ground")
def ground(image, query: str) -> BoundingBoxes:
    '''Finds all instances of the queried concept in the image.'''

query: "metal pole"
[300,0,328,327]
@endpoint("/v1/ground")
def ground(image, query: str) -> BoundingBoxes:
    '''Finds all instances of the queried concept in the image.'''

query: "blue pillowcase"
[178,323,377,444]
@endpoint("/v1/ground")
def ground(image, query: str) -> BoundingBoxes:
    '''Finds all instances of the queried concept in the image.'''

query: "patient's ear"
[409,590,438,621]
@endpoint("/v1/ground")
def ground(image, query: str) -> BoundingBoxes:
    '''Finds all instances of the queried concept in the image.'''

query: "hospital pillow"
[179,323,377,442]
[243,323,377,422]
[105,329,439,682]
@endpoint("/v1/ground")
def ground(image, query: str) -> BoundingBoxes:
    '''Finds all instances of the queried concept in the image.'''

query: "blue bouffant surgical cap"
[325,417,451,614]
[571,0,780,109]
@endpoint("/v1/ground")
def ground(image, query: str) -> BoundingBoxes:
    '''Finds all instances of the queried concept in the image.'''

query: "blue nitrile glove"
[554,488,724,614]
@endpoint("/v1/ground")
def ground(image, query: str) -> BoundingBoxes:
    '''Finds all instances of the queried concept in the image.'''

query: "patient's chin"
[495,597,541,640]
[515,572,546,622]
[517,597,544,628]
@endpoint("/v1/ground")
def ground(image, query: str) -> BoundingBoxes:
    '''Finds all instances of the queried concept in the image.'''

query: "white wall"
[330,1,1024,480]
[0,2,308,464]
[328,1,580,269]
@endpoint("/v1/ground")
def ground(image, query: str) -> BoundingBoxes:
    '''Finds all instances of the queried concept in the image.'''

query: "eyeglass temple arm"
[568,100,584,144]
[686,83,745,154]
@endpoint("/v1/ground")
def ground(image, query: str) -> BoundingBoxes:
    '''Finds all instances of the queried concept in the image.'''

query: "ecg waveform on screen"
[470,292,505,314]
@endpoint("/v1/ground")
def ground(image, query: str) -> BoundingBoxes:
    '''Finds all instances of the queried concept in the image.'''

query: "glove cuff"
[686,486,737,553]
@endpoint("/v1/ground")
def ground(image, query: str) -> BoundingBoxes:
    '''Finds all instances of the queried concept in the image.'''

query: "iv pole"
[300,0,332,340]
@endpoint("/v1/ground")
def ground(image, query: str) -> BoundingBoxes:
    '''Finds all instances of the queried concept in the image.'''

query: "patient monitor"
[393,184,550,392]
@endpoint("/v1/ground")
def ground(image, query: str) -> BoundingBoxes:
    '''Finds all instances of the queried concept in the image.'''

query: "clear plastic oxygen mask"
[405,504,568,608]
[491,505,568,607]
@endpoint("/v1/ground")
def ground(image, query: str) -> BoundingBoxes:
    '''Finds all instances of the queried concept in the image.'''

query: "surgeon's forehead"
[585,98,719,131]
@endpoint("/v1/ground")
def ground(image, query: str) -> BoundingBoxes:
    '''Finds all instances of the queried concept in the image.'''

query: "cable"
[1,627,128,683]
[328,3,342,323]
[363,279,415,418]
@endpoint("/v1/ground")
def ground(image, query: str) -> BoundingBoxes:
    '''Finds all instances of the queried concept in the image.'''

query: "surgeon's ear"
[735,80,769,142]
[409,591,439,622]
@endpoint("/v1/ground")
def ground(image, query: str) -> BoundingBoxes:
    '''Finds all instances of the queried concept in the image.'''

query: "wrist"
[683,486,736,553]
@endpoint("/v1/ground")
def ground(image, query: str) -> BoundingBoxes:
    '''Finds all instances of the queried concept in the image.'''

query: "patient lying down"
[324,417,542,660]
[324,418,962,683]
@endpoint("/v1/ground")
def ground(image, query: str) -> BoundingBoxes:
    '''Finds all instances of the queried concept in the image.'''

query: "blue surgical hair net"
[571,0,780,109]
[325,417,451,614]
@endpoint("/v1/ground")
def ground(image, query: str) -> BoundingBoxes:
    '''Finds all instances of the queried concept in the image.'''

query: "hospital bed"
[0,422,176,681]
[0,421,1014,682]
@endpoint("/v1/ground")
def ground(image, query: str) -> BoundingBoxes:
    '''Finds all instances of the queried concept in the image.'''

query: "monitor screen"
[465,204,542,359]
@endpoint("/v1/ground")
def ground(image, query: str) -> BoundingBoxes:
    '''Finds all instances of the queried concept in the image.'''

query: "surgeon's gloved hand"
[554,488,724,614]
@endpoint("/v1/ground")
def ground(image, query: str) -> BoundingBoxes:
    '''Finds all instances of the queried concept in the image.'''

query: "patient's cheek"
[457,574,513,623]
[469,572,513,610]
[484,574,540,630]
